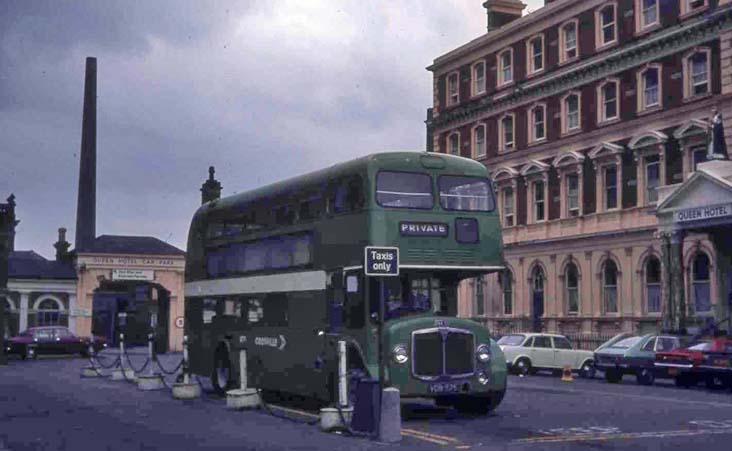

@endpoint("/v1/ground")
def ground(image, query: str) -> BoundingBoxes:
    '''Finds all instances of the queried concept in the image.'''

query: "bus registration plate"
[429,383,459,394]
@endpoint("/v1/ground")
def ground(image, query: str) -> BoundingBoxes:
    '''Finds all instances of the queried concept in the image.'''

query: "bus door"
[343,269,367,373]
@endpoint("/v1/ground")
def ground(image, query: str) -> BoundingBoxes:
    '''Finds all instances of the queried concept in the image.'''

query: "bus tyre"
[211,347,234,396]
[514,358,531,376]
[488,389,505,411]
[604,369,621,383]
[636,368,655,386]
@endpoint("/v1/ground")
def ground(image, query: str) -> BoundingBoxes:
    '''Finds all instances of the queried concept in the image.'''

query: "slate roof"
[8,251,77,280]
[76,235,185,256]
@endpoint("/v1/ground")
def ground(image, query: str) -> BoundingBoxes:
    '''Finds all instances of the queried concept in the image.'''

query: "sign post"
[364,246,399,440]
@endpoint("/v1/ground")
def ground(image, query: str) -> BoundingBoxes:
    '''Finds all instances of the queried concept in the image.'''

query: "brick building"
[427,0,732,337]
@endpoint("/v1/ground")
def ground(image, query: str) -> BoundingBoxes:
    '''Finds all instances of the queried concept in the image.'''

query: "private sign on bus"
[183,151,507,414]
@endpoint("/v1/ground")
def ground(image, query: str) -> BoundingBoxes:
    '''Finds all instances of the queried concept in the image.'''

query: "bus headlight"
[476,344,491,363]
[392,344,408,364]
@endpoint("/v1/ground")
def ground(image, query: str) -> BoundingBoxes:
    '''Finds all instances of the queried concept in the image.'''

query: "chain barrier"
[123,347,150,374]
[92,353,121,370]
[155,357,184,375]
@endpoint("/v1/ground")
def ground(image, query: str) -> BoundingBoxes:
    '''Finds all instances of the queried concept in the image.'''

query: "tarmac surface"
[2,350,732,450]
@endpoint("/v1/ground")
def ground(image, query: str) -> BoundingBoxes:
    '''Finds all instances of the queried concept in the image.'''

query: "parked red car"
[4,326,106,359]
[654,337,732,388]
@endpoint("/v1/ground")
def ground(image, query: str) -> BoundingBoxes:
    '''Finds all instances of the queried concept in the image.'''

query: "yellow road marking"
[401,431,452,446]
[515,427,732,444]
[401,428,461,443]
[265,404,319,419]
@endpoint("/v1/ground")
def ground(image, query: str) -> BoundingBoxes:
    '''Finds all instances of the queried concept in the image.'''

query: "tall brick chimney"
[75,57,97,252]
[482,0,526,32]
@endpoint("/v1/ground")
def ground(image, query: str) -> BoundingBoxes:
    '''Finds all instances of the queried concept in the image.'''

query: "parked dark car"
[655,337,732,388]
[698,340,732,389]
[594,333,681,385]
[4,326,106,359]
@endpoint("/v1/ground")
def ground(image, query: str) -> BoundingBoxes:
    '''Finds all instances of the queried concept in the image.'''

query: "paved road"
[2,354,732,450]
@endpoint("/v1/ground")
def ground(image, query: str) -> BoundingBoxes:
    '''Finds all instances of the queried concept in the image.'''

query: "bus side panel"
[184,297,212,377]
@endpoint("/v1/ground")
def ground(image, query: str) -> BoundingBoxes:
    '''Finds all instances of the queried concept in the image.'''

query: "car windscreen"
[497,334,525,346]
[376,171,433,209]
[438,176,495,211]
[610,336,642,349]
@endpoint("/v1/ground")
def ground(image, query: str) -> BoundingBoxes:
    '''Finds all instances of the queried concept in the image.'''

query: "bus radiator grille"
[412,329,475,379]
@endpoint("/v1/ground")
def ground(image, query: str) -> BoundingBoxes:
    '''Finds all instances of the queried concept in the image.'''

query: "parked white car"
[497,333,595,378]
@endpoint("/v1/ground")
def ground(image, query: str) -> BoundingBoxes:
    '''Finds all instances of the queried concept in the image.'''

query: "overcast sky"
[1,0,544,258]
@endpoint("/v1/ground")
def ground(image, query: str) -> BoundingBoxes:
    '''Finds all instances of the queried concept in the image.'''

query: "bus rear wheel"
[211,347,235,396]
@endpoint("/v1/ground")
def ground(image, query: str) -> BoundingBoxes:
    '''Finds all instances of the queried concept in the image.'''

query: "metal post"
[338,340,348,407]
[88,335,95,357]
[239,349,247,390]
[182,335,190,385]
[119,333,125,369]
[377,278,385,434]
[148,333,154,362]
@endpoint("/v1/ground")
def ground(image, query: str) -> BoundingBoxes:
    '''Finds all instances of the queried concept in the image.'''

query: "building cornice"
[429,6,732,132]
[428,0,593,72]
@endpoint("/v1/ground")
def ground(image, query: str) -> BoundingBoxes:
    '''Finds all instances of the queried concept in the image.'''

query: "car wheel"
[706,375,725,390]
[514,358,531,376]
[580,361,596,379]
[605,369,622,383]
[211,346,235,396]
[636,368,655,386]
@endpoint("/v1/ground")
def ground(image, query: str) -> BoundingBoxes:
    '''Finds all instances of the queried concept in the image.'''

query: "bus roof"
[192,151,487,220]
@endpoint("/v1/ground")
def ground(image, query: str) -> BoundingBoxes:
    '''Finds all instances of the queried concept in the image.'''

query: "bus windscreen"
[438,176,494,212]
[376,171,433,209]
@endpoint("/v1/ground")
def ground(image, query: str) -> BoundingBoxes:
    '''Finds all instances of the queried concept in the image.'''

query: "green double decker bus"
[184,151,507,414]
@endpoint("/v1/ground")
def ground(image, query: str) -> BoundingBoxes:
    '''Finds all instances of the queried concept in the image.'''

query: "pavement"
[2,352,732,450]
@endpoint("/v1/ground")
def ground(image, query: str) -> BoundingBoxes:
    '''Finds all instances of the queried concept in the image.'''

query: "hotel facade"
[427,0,732,337]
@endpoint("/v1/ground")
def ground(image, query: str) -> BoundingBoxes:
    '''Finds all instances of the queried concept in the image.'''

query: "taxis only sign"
[365,246,399,276]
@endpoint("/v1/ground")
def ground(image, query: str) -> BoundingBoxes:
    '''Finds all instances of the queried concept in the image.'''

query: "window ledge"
[637,105,663,117]
[526,68,545,79]
[596,40,618,52]
[470,90,488,100]
[527,137,548,148]
[680,6,709,21]
[683,92,712,104]
[597,117,621,127]
[635,22,661,37]
[558,56,579,67]
[561,128,583,138]
[496,80,515,90]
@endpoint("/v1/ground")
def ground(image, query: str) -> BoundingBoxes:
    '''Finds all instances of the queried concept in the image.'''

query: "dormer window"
[560,21,578,63]
[498,48,513,86]
[447,72,459,106]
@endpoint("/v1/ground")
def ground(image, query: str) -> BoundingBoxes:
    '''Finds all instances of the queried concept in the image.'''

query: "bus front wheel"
[211,346,235,396]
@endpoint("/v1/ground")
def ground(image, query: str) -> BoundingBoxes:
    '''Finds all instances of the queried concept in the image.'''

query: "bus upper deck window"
[438,176,495,212]
[376,171,433,209]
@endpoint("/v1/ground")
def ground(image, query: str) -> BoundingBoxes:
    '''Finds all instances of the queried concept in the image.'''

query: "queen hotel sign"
[674,204,732,223]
